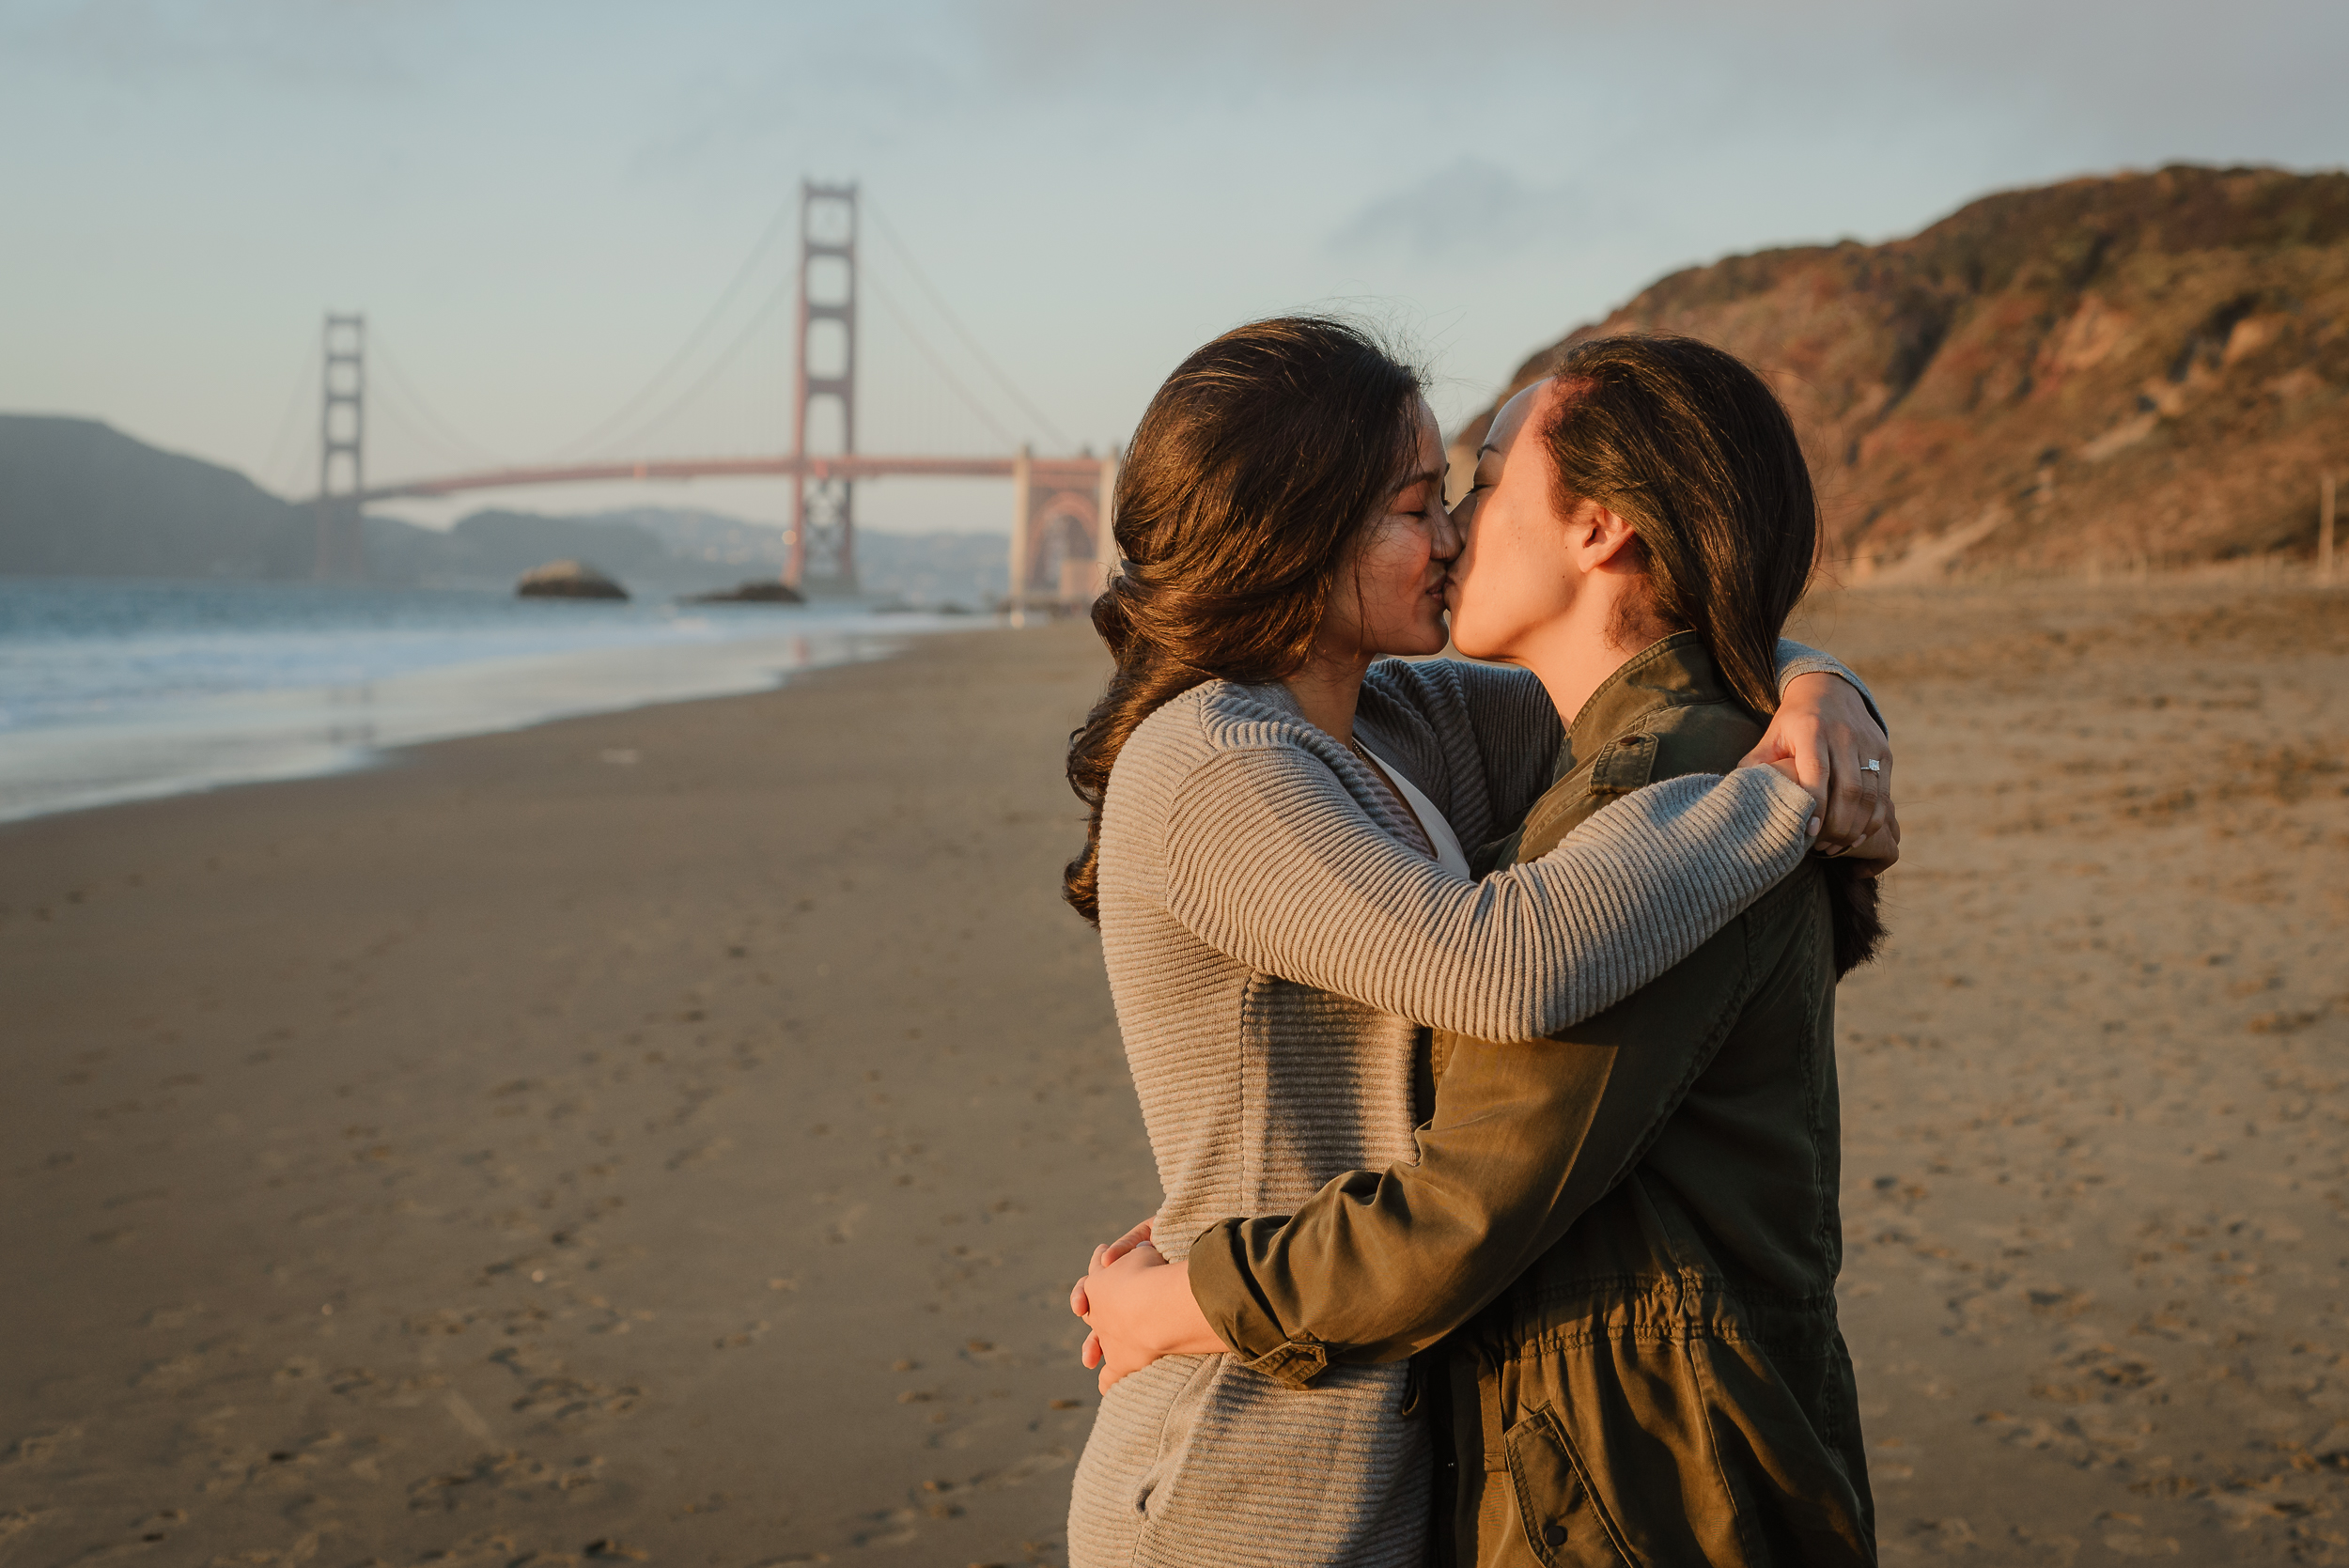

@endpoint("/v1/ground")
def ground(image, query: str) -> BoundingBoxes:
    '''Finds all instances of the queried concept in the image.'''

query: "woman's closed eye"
[1450,478,1490,527]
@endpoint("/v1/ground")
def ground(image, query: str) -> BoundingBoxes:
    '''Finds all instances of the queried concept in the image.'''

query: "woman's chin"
[1452,632,1520,664]
[1394,624,1451,658]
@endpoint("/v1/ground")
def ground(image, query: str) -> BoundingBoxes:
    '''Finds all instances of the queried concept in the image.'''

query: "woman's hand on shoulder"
[1739,672,1893,857]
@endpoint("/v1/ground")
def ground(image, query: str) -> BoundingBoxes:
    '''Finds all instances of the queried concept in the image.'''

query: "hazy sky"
[2,0,2339,533]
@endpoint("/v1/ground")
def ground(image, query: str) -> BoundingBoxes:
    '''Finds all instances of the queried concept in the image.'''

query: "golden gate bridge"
[302,181,1112,613]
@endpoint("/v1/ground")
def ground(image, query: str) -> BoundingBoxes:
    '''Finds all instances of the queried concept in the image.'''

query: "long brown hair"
[1541,333,1886,975]
[1063,317,1424,924]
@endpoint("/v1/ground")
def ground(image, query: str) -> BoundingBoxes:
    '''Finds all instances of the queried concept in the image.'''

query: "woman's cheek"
[1446,597,1489,659]
[1377,532,1429,619]
[1450,561,1524,660]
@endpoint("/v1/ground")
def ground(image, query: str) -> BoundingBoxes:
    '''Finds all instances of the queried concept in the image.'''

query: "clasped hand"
[1745,671,1902,874]
[1068,1219,1220,1394]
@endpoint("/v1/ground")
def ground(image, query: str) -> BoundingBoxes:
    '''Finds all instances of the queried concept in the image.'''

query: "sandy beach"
[2,625,1151,1567]
[1800,578,2349,1564]
[4,579,2345,1566]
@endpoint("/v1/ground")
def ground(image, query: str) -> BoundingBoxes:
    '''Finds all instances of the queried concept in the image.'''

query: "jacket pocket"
[1503,1403,1635,1567]
[1682,1332,1876,1565]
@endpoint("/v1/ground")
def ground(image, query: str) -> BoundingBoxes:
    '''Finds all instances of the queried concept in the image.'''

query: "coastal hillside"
[1458,164,2349,578]
[0,415,312,579]
[364,508,692,592]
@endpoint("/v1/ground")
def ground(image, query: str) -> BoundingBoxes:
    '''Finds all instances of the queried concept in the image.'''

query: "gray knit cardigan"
[1067,649,1846,1568]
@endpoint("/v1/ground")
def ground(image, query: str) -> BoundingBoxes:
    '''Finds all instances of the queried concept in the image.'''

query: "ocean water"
[0,578,971,823]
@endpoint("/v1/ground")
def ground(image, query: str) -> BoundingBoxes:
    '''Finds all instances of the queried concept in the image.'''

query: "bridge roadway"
[355,452,1111,505]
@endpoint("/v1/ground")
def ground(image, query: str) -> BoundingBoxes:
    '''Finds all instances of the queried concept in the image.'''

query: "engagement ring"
[1860,758,1882,772]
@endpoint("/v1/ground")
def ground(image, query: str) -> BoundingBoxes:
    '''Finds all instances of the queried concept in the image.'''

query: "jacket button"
[1543,1521,1569,1547]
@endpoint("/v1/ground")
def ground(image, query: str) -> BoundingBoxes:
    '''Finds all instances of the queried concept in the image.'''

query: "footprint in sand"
[441,1389,497,1443]
[406,1454,609,1516]
[666,1137,732,1170]
[328,1366,447,1406]
[488,1346,642,1428]
[849,1507,922,1546]
[2,1427,82,1466]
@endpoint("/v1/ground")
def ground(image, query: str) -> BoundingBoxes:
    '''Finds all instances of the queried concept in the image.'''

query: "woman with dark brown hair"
[1075,333,1890,1565]
[1059,319,1890,1568]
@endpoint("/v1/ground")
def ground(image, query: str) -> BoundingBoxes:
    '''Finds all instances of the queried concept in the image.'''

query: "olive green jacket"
[1187,633,1875,1568]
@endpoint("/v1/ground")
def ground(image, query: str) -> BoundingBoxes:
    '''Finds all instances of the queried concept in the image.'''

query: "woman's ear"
[1575,503,1644,572]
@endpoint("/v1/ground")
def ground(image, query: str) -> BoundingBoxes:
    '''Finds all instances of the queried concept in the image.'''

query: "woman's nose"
[1432,503,1465,563]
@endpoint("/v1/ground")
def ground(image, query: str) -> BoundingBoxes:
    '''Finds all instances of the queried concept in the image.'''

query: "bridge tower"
[788,180,859,595]
[1007,447,1118,618]
[315,312,368,580]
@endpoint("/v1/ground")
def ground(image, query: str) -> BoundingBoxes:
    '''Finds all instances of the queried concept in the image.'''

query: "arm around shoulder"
[1159,741,1812,1041]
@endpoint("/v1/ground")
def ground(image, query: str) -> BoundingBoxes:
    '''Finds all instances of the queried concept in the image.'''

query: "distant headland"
[0,415,1009,609]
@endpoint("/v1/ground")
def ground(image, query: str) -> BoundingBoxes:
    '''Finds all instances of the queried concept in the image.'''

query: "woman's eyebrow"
[1393,466,1444,494]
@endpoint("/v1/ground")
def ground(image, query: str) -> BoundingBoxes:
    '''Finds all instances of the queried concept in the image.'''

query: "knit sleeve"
[1160,745,1813,1040]
[1776,638,1885,731]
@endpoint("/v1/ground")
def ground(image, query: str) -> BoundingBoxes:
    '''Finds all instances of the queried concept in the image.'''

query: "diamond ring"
[1860,758,1882,772]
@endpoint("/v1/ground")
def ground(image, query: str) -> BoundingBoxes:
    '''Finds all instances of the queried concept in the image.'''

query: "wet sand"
[3,581,2344,1566]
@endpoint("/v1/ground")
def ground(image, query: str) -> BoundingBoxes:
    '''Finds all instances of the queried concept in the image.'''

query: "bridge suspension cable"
[860,265,1020,449]
[866,196,1072,451]
[370,332,512,470]
[257,340,319,498]
[543,197,801,461]
[350,186,1074,489]
[584,271,797,458]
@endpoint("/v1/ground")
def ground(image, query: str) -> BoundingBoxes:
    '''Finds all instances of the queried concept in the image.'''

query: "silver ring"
[1859,758,1882,772]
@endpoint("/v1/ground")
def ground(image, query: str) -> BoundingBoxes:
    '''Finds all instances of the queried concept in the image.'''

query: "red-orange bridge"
[311,181,1113,611]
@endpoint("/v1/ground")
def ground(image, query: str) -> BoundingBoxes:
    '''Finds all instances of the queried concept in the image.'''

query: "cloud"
[1329,157,1581,261]
[0,0,450,91]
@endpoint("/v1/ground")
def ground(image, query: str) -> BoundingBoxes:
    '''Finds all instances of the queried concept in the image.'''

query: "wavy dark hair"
[1541,333,1886,975]
[1062,317,1425,924]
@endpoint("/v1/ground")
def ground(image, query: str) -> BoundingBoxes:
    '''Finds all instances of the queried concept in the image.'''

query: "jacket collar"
[1549,630,1730,785]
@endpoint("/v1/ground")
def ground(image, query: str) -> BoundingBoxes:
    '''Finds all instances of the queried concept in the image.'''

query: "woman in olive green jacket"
[1077,334,1890,1566]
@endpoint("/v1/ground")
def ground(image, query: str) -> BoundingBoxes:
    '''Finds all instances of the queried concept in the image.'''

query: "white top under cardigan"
[1356,737,1472,879]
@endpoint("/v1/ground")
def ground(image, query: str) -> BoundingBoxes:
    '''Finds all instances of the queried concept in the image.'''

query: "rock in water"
[682,579,804,605]
[515,560,629,600]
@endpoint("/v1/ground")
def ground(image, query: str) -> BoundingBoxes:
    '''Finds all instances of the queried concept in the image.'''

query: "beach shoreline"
[0,629,918,828]
[5,583,2347,1565]
[0,576,986,825]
